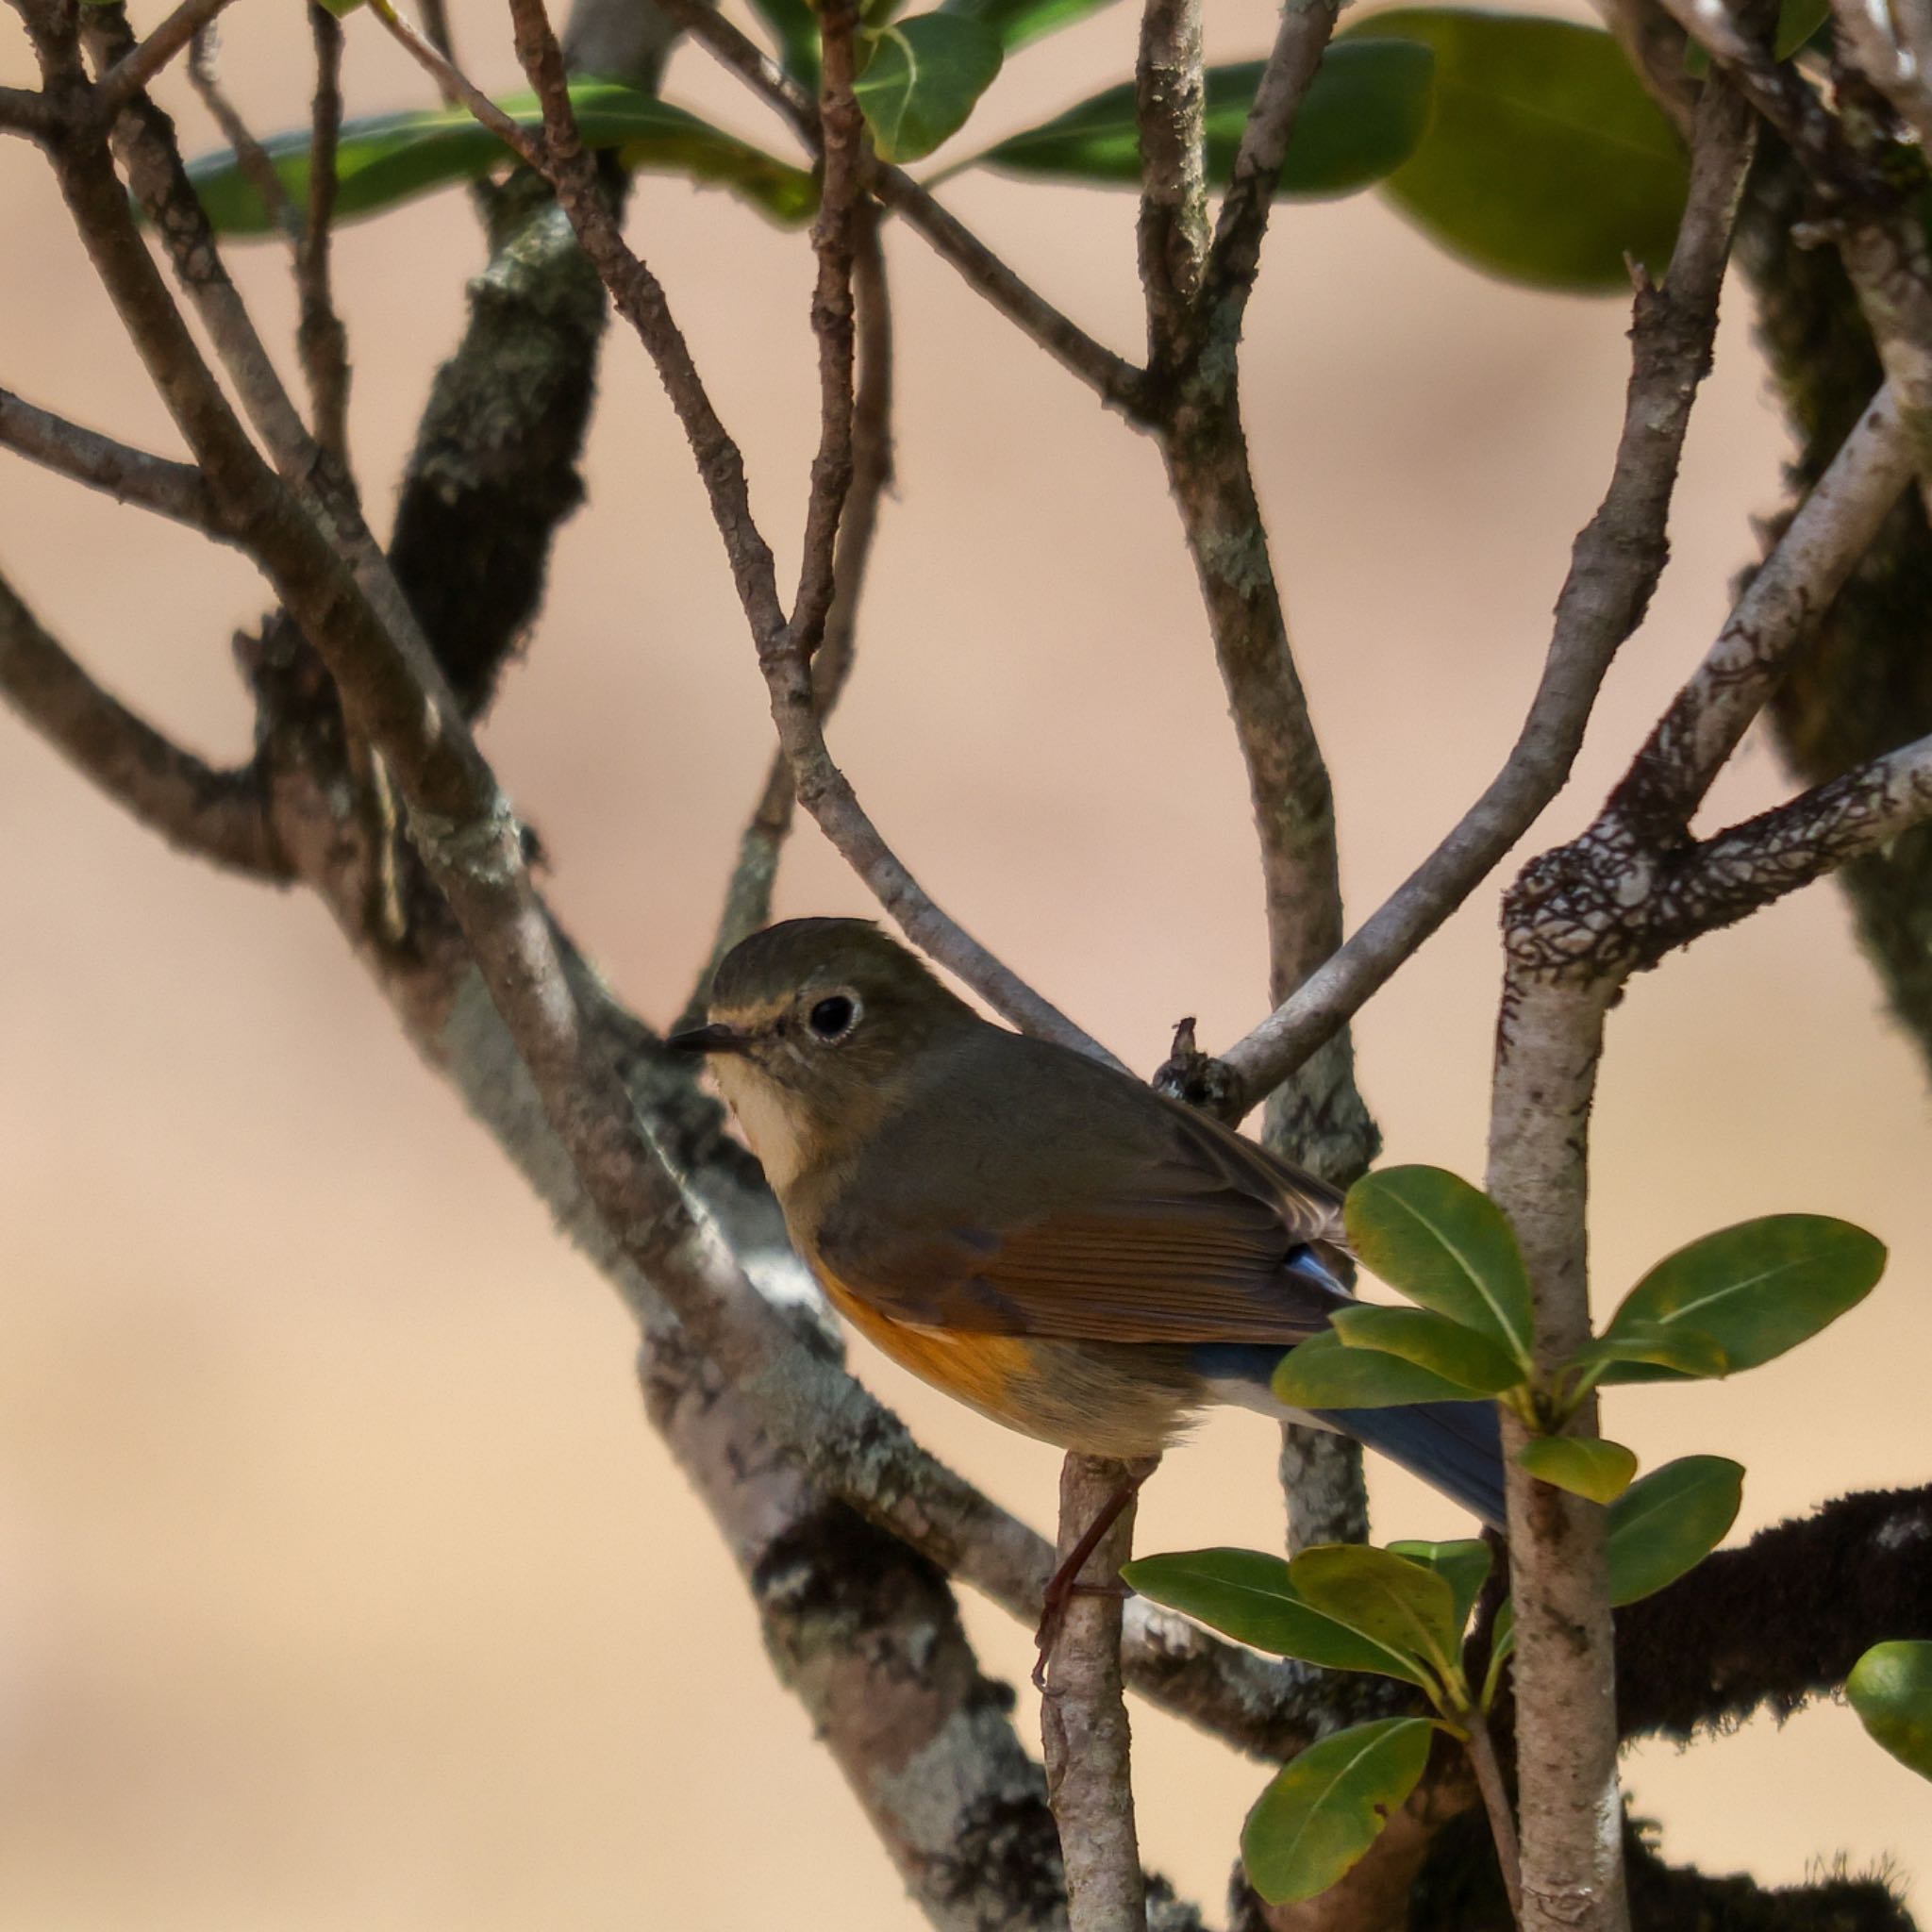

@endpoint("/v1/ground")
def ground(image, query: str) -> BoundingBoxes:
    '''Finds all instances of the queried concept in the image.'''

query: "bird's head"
[668,918,976,1188]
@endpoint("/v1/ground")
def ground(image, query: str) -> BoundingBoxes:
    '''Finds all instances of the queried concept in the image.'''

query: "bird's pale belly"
[817,1272,1207,1459]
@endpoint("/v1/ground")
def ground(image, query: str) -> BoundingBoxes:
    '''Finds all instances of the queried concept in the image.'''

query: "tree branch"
[1617,1482,1932,1741]
[684,203,894,1024]
[1198,0,1341,329]
[1136,0,1208,368]
[1041,1454,1149,1932]
[298,2,351,466]
[1607,383,1914,841]
[0,565,287,878]
[0,385,225,535]
[658,0,1150,414]
[0,84,58,139]
[90,0,242,123]
[1203,78,1760,1117]
[483,0,1118,1059]
[1487,979,1625,1932]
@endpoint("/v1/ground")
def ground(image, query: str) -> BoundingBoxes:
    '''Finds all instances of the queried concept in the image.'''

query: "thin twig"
[1040,1454,1149,1932]
[493,0,1118,1059]
[187,25,300,248]
[1461,1714,1524,1924]
[1607,384,1913,840]
[1198,0,1341,328]
[366,0,543,159]
[0,565,286,878]
[299,2,352,466]
[91,0,242,123]
[658,0,1149,413]
[0,386,225,534]
[1217,182,1894,1119]
[683,205,893,1024]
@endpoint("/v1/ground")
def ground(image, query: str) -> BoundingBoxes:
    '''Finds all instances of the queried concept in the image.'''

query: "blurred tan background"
[2,0,1927,1922]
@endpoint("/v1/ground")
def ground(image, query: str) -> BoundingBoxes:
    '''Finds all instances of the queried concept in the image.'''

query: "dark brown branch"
[1208,77,1759,1116]
[0,84,58,138]
[0,566,286,878]
[1198,0,1341,330]
[90,0,241,122]
[1617,1483,1932,1741]
[299,3,350,466]
[0,385,225,534]
[658,0,1150,414]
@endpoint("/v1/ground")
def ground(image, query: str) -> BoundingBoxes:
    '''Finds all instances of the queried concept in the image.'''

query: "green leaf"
[1274,1329,1477,1409]
[1242,1717,1437,1905]
[1123,1548,1436,1685]
[182,82,818,238]
[1566,1320,1730,1387]
[1290,1542,1462,1674]
[1606,1215,1884,1375]
[1605,1456,1742,1605]
[854,12,1005,162]
[1343,9,1688,292]
[978,42,1434,199]
[941,0,1120,52]
[749,0,822,90]
[1333,1304,1524,1394]
[1386,1539,1492,1636]
[1515,1435,1638,1504]
[1344,1167,1534,1368]
[1848,1641,1932,1781]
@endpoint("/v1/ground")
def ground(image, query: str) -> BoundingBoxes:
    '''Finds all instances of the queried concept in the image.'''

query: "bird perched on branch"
[670,918,1504,1640]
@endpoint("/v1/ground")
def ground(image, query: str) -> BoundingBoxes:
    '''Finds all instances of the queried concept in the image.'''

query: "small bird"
[669,918,1505,1556]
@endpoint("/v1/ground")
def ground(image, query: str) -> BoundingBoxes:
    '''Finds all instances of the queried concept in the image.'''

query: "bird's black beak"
[666,1022,749,1057]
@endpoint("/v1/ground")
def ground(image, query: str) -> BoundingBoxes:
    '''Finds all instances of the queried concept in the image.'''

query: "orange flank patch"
[820,1274,1034,1420]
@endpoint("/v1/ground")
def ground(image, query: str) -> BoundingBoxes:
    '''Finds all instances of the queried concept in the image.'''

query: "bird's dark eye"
[808,993,858,1041]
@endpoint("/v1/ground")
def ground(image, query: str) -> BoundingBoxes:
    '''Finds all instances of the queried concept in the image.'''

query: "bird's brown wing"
[810,1033,1349,1346]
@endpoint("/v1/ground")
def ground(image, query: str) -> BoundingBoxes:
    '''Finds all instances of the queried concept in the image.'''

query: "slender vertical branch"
[1041,1454,1149,1932]
[1487,974,1624,1932]
[1136,0,1208,368]
[1461,1713,1524,1924]
[299,2,351,466]
[685,206,894,1023]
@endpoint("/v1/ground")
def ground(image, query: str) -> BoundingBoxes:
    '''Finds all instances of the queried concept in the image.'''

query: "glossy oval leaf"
[1848,1641,1932,1781]
[979,41,1434,199]
[1343,9,1688,291]
[1333,1303,1524,1394]
[1290,1542,1462,1674]
[855,12,1005,162]
[1606,1456,1742,1606]
[1387,1538,1492,1636]
[1567,1320,1729,1387]
[1345,1166,1533,1368]
[1123,1547,1434,1684]
[749,0,822,90]
[1242,1717,1437,1905]
[1607,1214,1885,1374]
[941,0,1121,52]
[1515,1434,1638,1504]
[182,82,818,238]
[1274,1329,1475,1409]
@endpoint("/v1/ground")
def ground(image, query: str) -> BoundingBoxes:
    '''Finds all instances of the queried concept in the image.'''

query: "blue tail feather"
[1190,1341,1507,1529]
[1317,1401,1507,1529]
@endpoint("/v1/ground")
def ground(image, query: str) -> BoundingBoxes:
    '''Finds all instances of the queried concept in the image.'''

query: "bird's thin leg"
[1033,1459,1157,1690]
